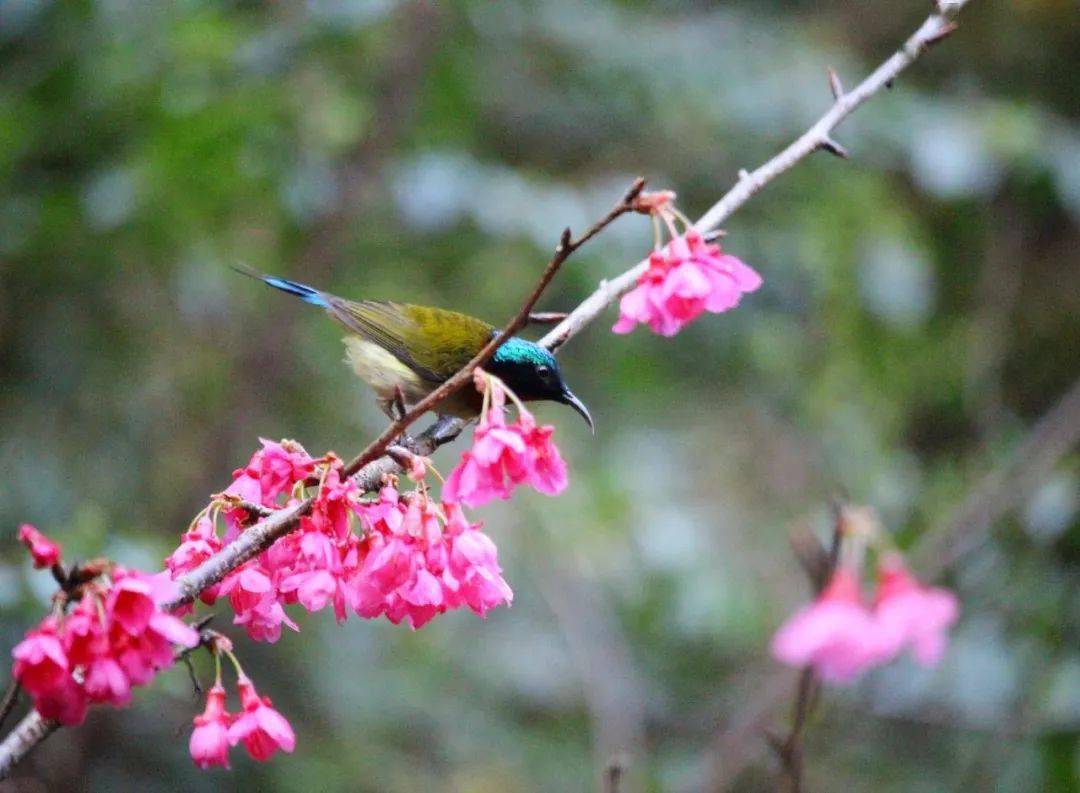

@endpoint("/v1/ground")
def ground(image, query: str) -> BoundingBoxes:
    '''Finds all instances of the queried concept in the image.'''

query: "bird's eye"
[537,365,552,381]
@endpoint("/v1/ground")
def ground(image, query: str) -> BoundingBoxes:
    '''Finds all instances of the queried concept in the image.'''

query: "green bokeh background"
[1,1,1077,790]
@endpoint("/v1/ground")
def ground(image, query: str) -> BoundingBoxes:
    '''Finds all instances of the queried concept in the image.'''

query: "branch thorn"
[925,21,959,46]
[527,311,569,325]
[557,227,572,253]
[624,177,647,204]
[818,136,849,159]
[827,67,844,100]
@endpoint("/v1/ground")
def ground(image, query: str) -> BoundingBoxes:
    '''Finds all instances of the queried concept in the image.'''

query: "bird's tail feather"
[231,263,328,308]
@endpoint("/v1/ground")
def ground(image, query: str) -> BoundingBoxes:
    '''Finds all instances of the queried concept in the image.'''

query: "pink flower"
[520,416,568,495]
[219,565,298,643]
[108,577,157,636]
[279,569,337,613]
[443,387,568,508]
[613,231,761,336]
[190,684,232,769]
[443,505,513,617]
[33,675,88,726]
[12,625,68,696]
[770,568,887,683]
[17,524,61,568]
[224,439,315,512]
[873,554,959,667]
[228,676,296,761]
[84,657,131,706]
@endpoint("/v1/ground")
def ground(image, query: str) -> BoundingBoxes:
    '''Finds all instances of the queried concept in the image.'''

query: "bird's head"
[488,337,593,432]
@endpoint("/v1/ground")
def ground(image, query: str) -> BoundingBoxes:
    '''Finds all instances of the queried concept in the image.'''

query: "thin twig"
[0,683,19,735]
[528,311,570,325]
[768,507,845,793]
[538,0,971,353]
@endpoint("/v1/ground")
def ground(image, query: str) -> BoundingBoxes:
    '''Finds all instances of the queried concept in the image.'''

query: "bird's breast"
[343,337,429,402]
[341,336,482,418]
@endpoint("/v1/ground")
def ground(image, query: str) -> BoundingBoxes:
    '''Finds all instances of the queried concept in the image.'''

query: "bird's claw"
[430,415,465,446]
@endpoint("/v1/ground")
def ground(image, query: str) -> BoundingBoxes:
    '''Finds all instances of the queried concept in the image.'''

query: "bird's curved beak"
[560,388,594,433]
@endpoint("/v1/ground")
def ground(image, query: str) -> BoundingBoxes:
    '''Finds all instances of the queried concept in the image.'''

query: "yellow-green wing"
[324,297,495,383]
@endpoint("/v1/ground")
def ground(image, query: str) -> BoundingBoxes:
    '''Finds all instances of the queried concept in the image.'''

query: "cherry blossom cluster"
[168,432,517,638]
[189,634,295,769]
[11,528,199,726]
[443,370,568,507]
[770,509,959,683]
[613,191,762,336]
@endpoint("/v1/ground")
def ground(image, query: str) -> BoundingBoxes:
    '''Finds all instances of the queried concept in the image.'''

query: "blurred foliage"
[1,0,1078,791]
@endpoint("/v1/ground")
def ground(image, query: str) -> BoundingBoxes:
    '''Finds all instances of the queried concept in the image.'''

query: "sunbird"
[238,269,593,430]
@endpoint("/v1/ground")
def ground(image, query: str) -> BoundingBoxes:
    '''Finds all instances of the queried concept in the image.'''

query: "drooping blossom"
[873,553,959,667]
[613,229,761,337]
[190,684,233,769]
[443,377,567,508]
[442,503,514,617]
[10,566,199,725]
[227,675,296,761]
[770,567,888,683]
[351,487,513,628]
[11,622,69,698]
[17,524,62,569]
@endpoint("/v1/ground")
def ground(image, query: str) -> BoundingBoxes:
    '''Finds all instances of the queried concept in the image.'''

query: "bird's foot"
[389,386,408,422]
[430,414,466,446]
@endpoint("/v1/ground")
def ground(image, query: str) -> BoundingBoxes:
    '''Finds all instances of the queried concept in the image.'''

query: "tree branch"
[538,0,970,353]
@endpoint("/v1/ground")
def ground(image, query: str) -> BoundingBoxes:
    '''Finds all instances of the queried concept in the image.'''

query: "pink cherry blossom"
[443,505,513,617]
[190,684,232,769]
[228,676,296,761]
[12,624,69,696]
[108,577,157,636]
[17,524,62,569]
[613,230,761,337]
[167,440,514,641]
[443,383,568,508]
[33,675,88,726]
[224,439,315,512]
[520,415,568,495]
[770,567,888,683]
[873,554,959,667]
[350,491,512,628]
[84,657,132,706]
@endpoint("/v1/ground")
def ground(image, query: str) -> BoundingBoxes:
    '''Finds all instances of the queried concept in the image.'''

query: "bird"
[236,267,593,431]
